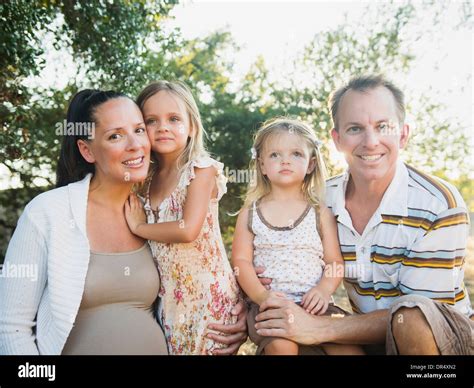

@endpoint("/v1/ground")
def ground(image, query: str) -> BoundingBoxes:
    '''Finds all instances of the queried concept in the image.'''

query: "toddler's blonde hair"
[243,117,327,211]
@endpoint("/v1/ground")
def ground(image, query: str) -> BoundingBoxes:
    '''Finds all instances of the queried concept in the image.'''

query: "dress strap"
[247,201,255,234]
[180,156,228,201]
[313,203,323,240]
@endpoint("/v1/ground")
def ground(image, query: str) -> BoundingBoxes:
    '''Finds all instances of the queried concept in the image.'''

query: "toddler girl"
[232,117,364,355]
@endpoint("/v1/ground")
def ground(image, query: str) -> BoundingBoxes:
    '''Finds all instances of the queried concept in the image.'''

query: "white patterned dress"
[144,156,239,355]
[249,199,326,303]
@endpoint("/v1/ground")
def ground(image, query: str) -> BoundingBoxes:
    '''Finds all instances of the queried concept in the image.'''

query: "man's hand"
[254,295,333,346]
[206,299,248,355]
[301,286,331,315]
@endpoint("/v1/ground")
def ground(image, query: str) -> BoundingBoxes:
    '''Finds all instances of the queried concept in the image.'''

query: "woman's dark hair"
[56,89,128,187]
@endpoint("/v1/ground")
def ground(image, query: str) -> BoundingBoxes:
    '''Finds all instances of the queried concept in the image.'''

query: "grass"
[238,236,474,355]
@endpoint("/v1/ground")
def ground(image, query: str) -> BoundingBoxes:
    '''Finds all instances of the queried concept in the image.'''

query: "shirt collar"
[377,160,408,217]
[331,159,408,219]
[330,171,347,214]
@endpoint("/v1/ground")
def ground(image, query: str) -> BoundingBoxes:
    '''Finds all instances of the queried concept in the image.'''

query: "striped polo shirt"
[326,160,473,317]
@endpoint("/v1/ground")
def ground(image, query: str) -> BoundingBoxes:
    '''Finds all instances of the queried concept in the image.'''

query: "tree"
[0,0,178,259]
[1,0,178,178]
[1,1,472,261]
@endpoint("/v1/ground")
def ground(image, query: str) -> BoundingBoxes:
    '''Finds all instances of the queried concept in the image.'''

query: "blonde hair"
[136,80,209,172]
[243,117,327,210]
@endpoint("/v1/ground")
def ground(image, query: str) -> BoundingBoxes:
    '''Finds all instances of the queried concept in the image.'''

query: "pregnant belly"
[62,303,168,355]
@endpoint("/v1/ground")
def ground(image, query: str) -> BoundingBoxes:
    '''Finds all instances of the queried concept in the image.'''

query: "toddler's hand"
[257,290,287,306]
[301,286,331,315]
[267,291,287,300]
[125,193,146,234]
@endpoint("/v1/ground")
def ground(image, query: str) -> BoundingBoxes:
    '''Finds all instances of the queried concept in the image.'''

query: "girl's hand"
[257,290,287,306]
[301,286,331,315]
[206,300,248,355]
[266,290,287,302]
[125,194,146,234]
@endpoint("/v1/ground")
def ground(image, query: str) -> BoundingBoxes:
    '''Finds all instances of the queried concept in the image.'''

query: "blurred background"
[1,1,472,353]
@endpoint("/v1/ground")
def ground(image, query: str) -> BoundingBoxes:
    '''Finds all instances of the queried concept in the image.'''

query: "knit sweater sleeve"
[0,205,48,355]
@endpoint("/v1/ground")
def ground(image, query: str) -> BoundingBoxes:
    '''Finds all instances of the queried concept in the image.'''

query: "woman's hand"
[205,300,248,355]
[255,266,272,290]
[125,194,147,235]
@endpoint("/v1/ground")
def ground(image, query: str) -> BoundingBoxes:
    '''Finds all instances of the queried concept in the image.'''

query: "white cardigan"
[0,174,94,355]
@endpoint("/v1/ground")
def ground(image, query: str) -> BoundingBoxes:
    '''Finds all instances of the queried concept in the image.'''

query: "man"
[254,75,473,355]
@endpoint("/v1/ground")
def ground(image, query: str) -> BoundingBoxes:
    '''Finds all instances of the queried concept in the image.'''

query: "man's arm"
[254,296,388,346]
[399,206,470,307]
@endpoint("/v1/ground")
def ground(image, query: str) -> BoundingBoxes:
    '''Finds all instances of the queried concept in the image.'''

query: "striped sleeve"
[399,206,470,305]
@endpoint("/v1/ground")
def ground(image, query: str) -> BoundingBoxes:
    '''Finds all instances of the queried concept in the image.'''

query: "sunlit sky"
[1,0,472,189]
[167,0,473,176]
[168,0,472,122]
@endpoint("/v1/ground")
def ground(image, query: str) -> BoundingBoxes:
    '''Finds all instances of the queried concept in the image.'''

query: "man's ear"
[307,156,316,174]
[330,128,341,151]
[399,124,410,149]
[77,139,95,163]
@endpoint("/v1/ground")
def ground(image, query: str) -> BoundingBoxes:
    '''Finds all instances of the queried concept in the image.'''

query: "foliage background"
[1,0,472,355]
[1,0,472,268]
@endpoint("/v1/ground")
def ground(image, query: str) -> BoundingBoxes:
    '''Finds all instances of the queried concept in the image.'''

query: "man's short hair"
[328,75,405,131]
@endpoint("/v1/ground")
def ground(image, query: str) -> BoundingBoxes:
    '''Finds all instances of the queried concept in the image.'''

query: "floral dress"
[144,156,239,355]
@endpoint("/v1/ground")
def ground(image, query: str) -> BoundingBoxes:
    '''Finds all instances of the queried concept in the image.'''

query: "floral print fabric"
[144,156,239,354]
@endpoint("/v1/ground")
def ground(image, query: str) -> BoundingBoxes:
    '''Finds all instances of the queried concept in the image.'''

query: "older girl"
[125,81,240,355]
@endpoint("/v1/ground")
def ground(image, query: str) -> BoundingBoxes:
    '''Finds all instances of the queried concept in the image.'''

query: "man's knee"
[390,306,439,354]
[391,306,434,343]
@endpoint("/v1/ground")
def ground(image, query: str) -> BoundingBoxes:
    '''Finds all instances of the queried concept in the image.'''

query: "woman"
[0,89,247,355]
